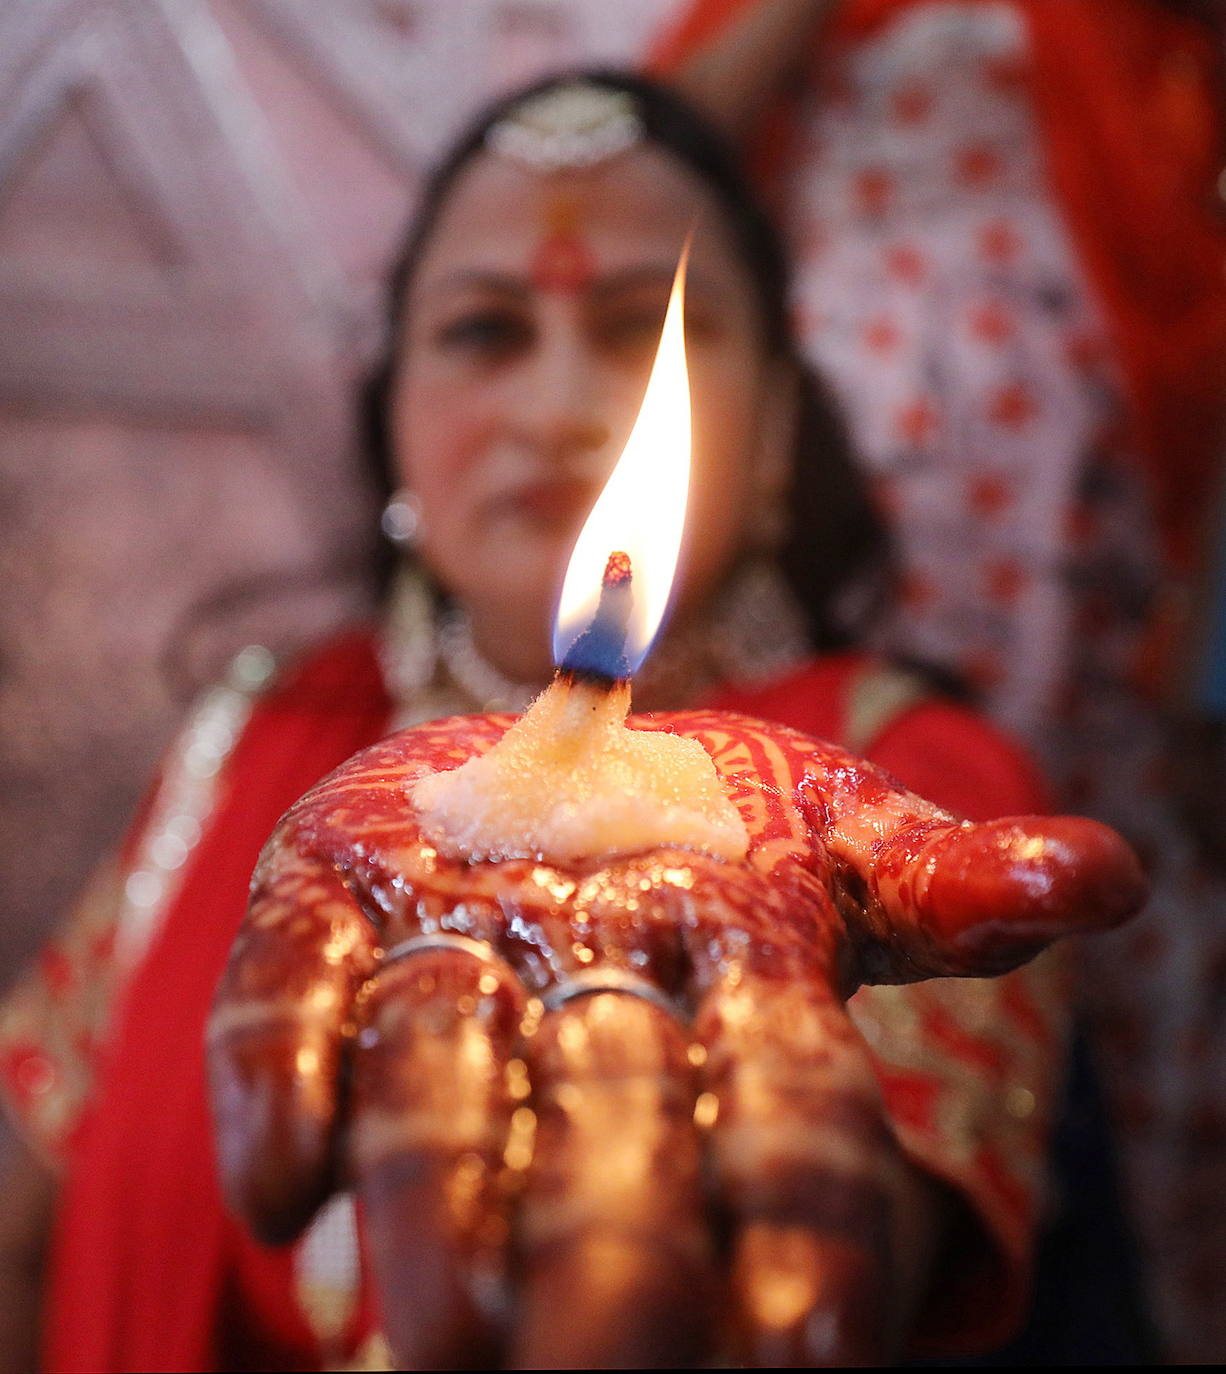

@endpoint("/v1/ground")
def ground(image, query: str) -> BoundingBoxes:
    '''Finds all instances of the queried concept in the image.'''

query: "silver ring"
[541,967,684,1020]
[381,931,501,967]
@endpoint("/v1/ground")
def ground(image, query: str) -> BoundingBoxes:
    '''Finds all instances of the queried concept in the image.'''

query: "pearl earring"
[381,488,422,548]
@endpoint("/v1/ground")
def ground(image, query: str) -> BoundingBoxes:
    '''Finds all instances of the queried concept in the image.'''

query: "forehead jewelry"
[485,80,644,172]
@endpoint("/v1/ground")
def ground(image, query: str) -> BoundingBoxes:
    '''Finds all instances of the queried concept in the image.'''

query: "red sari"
[1,632,1055,1371]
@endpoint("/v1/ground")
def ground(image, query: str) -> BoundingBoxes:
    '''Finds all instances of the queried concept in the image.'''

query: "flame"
[552,246,692,673]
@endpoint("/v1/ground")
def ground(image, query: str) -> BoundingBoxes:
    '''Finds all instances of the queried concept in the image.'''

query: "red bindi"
[529,192,597,294]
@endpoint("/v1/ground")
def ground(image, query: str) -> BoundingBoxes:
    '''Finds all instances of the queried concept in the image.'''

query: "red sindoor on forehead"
[529,191,597,294]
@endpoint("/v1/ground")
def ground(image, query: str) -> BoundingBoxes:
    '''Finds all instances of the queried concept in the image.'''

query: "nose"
[505,316,614,465]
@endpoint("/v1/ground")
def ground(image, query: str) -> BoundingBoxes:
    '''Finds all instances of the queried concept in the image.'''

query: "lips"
[493,478,601,528]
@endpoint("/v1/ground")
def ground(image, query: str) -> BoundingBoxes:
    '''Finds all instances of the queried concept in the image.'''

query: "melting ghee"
[411,676,748,864]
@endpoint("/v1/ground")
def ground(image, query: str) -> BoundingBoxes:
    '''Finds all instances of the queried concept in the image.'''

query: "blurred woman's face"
[391,140,793,682]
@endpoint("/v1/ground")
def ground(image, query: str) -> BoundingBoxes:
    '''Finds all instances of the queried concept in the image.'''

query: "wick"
[602,550,631,587]
[558,552,633,686]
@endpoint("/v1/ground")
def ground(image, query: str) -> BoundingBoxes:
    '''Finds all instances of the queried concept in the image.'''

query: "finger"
[511,985,715,1370]
[860,813,1147,977]
[207,852,378,1243]
[349,939,526,1371]
[697,971,905,1367]
[799,741,1147,977]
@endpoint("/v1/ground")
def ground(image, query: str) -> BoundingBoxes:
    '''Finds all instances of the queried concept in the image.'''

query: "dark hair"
[362,68,890,650]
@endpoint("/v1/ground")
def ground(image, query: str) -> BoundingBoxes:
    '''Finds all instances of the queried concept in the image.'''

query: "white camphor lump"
[411,676,749,864]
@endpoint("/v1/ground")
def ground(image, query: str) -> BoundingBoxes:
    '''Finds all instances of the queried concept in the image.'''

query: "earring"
[381,488,422,548]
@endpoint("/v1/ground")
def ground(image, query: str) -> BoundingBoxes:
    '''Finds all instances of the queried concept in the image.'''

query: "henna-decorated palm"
[208,709,1144,1369]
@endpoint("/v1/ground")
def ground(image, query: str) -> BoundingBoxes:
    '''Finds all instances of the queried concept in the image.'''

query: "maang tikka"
[485,80,645,172]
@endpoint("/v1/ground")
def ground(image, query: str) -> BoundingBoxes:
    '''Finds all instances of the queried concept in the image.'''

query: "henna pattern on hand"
[208,710,1145,1368]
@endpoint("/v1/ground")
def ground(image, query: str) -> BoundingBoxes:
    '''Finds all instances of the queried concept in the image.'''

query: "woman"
[0,71,1090,1371]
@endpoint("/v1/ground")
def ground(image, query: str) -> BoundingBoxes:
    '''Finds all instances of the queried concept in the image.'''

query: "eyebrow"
[418,263,720,301]
[417,270,533,301]
[589,264,720,301]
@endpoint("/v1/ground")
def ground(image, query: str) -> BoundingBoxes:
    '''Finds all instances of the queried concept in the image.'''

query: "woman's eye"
[598,310,667,355]
[598,304,719,357]
[435,310,530,357]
